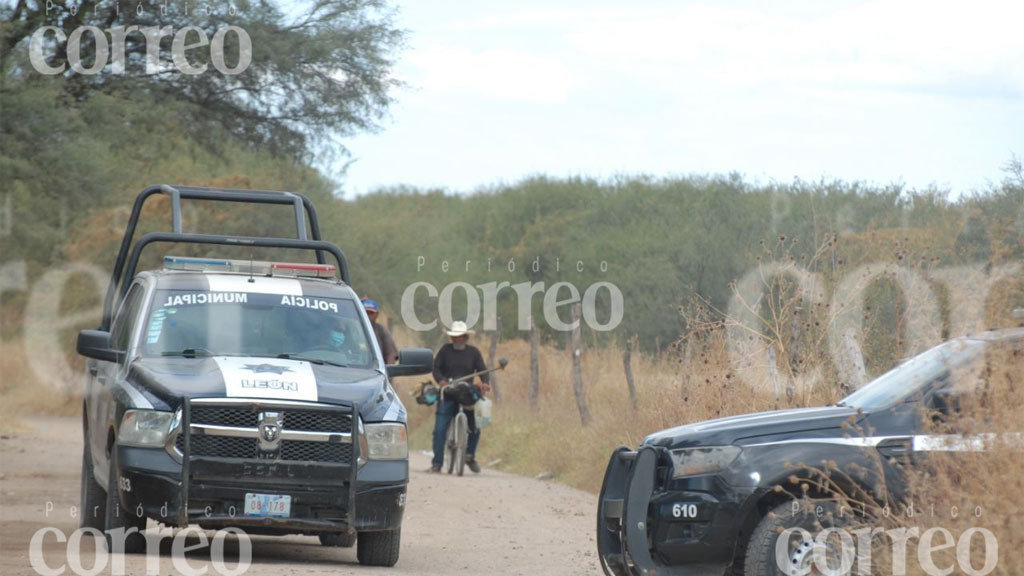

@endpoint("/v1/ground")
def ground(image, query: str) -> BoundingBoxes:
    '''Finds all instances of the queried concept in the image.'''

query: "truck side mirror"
[77,329,122,363]
[385,348,433,378]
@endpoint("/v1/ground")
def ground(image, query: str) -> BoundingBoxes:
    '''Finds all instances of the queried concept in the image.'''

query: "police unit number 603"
[671,503,697,519]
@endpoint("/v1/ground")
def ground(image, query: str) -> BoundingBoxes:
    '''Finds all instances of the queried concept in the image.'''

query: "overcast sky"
[337,0,1024,197]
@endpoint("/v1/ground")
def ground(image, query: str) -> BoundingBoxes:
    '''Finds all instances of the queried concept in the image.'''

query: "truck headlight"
[670,446,741,478]
[118,410,174,447]
[364,423,408,460]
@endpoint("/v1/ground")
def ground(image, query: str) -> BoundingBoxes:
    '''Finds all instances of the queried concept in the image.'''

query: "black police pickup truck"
[598,327,1022,576]
[77,186,433,566]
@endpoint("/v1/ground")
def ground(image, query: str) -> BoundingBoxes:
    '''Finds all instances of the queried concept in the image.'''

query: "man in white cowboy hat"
[429,320,490,473]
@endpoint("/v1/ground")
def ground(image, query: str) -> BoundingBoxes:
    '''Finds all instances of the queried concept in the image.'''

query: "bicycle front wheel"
[454,412,469,477]
[445,417,457,474]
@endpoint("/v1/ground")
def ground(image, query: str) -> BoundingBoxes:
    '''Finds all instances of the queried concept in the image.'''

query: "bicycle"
[441,381,475,476]
[414,357,508,476]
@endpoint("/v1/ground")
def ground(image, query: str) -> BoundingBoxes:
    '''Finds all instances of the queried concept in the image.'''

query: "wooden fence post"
[786,306,802,403]
[436,323,447,353]
[488,317,501,402]
[767,346,782,400]
[839,328,868,392]
[529,316,540,408]
[571,303,591,426]
[623,337,638,411]
[681,338,694,398]
[788,306,802,377]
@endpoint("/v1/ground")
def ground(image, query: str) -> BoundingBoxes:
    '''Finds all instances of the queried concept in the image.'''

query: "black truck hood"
[643,405,865,448]
[127,356,405,423]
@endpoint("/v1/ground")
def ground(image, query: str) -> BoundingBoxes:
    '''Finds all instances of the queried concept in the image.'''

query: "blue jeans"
[431,398,481,469]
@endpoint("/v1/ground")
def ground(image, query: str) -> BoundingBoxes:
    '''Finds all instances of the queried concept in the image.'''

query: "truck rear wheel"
[744,499,854,576]
[80,439,107,530]
[104,444,147,554]
[319,532,356,548]
[356,528,401,567]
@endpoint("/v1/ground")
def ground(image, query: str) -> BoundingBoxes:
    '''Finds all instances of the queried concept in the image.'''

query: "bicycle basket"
[416,383,439,406]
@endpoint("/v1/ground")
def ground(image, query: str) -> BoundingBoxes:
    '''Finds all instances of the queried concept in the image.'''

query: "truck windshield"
[140,289,376,369]
[840,338,985,411]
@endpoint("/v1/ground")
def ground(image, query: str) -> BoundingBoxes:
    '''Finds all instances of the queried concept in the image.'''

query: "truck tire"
[80,439,106,530]
[356,529,401,567]
[319,532,356,548]
[104,444,147,554]
[744,500,853,576]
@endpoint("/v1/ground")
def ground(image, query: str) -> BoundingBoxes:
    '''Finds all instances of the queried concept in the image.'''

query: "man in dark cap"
[362,298,398,364]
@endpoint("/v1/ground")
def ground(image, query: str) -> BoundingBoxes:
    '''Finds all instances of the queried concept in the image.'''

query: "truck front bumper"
[114,399,407,535]
[597,446,753,576]
[117,445,407,534]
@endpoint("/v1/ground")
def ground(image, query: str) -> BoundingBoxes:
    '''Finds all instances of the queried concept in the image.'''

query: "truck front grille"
[281,410,352,433]
[281,441,353,462]
[188,406,354,433]
[191,407,258,428]
[175,402,354,464]
[189,435,257,459]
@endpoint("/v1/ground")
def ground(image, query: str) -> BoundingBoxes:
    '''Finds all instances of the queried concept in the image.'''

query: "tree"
[1,0,404,161]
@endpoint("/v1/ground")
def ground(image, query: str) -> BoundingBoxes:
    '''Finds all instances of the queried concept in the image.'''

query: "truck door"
[89,282,146,477]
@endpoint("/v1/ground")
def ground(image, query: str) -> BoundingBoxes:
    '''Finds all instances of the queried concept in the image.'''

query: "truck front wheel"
[80,439,106,530]
[356,528,401,567]
[104,445,147,554]
[744,500,854,576]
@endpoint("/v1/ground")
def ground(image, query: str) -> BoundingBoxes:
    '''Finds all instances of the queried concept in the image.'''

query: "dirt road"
[0,416,601,575]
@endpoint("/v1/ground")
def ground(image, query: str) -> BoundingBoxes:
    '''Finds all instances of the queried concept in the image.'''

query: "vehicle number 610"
[671,503,697,518]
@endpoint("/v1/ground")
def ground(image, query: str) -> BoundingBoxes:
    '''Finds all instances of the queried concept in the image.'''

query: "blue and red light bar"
[271,262,337,277]
[162,256,232,271]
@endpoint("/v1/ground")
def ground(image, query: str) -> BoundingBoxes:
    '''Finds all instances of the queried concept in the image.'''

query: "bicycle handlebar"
[440,380,476,400]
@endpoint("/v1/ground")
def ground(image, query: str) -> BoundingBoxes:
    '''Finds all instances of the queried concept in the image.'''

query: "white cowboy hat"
[445,321,475,337]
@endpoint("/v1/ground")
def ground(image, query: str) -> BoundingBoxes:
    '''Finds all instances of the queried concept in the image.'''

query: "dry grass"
[0,340,80,434]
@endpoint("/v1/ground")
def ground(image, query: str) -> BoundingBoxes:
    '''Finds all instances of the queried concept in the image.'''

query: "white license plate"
[244,493,291,518]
